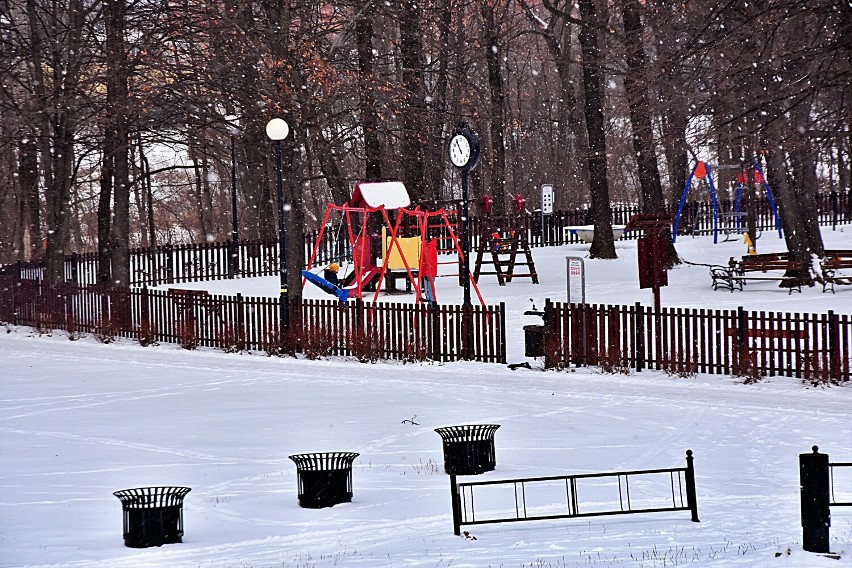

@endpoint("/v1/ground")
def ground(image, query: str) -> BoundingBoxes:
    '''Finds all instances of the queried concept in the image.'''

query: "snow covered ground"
[2,228,852,568]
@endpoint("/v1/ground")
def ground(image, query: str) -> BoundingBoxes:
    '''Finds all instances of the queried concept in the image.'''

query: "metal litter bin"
[434,424,500,475]
[524,324,545,357]
[113,486,191,548]
[289,452,360,508]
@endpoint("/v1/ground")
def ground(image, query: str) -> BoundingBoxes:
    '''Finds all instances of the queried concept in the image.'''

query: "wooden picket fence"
[542,301,851,382]
[0,277,506,364]
[2,276,850,379]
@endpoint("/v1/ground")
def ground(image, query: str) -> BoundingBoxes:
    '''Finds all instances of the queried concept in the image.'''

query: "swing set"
[672,159,782,243]
[302,181,485,306]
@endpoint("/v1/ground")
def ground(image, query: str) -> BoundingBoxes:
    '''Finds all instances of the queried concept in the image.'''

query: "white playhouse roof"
[350,181,411,209]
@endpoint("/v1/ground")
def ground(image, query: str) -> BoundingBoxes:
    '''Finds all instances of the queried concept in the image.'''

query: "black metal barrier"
[112,486,191,548]
[448,450,698,535]
[800,446,852,553]
[289,452,360,508]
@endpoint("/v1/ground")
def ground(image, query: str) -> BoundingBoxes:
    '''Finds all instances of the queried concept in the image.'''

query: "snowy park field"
[2,228,852,567]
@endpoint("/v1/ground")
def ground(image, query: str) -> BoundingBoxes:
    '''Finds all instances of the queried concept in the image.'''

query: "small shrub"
[542,332,566,371]
[217,323,246,354]
[301,323,335,360]
[350,327,382,363]
[93,317,119,344]
[401,333,429,364]
[176,320,199,350]
[597,346,631,375]
[34,314,54,337]
[137,321,159,347]
[734,347,763,384]
[801,350,836,387]
[661,348,698,379]
[64,315,84,341]
[264,326,298,357]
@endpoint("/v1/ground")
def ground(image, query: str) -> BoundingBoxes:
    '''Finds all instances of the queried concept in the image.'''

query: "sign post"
[624,214,673,313]
[541,184,553,242]
[566,256,585,305]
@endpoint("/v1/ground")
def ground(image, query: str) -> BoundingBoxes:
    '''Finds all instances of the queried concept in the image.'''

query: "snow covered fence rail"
[448,450,698,535]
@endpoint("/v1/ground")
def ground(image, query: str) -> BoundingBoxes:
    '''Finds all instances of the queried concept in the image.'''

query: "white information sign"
[541,184,554,214]
[566,256,585,305]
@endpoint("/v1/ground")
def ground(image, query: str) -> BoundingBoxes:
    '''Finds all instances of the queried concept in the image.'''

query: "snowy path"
[2,333,852,567]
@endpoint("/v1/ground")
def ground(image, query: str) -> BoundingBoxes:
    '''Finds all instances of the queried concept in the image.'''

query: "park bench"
[711,253,806,294]
[820,250,852,293]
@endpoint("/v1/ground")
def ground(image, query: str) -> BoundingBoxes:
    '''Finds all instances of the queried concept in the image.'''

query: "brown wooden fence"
[542,301,851,382]
[0,277,506,364]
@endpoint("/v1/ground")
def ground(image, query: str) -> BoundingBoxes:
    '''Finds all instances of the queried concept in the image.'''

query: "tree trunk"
[398,0,427,202]
[764,122,813,288]
[105,0,131,286]
[17,135,40,262]
[97,135,113,284]
[789,103,825,257]
[481,0,507,217]
[620,0,678,265]
[357,5,382,182]
[577,0,616,259]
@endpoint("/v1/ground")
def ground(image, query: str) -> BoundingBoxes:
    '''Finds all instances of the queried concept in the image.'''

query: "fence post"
[800,446,830,553]
[430,303,441,363]
[140,285,150,340]
[735,306,747,375]
[685,449,699,522]
[634,301,644,372]
[543,298,554,368]
[449,474,461,536]
[827,311,840,382]
[70,252,78,285]
[165,244,174,284]
[462,303,473,360]
[236,292,245,349]
[499,302,507,364]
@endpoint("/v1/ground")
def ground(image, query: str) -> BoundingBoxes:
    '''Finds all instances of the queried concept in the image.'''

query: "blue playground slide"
[302,271,349,303]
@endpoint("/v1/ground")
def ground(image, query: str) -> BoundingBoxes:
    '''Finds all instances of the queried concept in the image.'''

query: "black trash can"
[434,424,500,475]
[113,486,191,548]
[289,452,360,508]
[524,324,545,357]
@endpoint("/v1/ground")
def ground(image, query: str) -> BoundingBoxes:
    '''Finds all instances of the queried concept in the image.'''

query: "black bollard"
[800,446,830,553]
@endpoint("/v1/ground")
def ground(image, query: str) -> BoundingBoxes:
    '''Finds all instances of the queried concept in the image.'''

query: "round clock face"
[449,134,472,168]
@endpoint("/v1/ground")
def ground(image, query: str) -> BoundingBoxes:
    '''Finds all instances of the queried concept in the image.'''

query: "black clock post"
[448,123,480,360]
[448,123,480,307]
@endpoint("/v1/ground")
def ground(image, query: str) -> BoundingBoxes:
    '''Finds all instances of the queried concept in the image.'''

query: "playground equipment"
[673,160,783,244]
[673,161,720,243]
[733,159,783,239]
[303,181,484,305]
[473,194,538,286]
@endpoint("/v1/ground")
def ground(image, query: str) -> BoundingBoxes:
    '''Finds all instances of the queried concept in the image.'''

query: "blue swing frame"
[733,160,783,239]
[673,161,719,243]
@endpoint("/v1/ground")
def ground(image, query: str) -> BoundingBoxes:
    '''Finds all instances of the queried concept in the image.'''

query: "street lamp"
[225,114,239,277]
[266,117,291,329]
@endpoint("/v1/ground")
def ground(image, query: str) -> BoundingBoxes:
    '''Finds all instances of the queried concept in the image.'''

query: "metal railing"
[449,450,698,535]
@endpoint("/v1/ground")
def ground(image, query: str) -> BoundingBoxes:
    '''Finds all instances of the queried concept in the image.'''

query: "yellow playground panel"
[382,228,421,270]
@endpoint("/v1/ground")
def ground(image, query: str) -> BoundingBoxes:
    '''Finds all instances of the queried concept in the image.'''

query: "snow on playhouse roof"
[350,181,411,209]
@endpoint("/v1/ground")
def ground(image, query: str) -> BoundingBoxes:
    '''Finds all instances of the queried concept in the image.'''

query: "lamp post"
[266,117,291,329]
[225,114,239,277]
